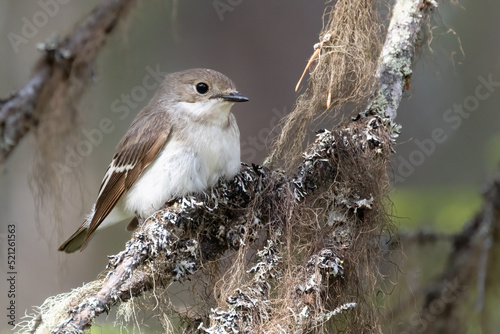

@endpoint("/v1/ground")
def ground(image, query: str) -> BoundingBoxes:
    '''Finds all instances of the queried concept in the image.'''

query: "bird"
[58,68,248,253]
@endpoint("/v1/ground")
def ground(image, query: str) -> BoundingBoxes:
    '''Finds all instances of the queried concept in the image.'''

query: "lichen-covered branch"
[364,0,437,121]
[25,112,391,334]
[0,0,137,164]
[40,164,280,333]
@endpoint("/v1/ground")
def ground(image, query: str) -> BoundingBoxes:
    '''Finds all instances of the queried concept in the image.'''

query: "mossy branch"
[29,112,392,333]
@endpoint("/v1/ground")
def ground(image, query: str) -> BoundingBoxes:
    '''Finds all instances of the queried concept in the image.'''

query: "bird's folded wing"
[80,120,171,250]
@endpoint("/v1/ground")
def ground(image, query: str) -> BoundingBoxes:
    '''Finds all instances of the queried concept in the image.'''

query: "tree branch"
[49,114,394,333]
[364,0,437,121]
[396,174,500,333]
[0,0,137,164]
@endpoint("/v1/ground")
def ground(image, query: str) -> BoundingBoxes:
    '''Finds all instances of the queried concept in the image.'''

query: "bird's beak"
[221,92,249,103]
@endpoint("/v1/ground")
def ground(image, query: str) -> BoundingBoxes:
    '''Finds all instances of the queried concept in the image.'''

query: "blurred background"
[0,0,499,332]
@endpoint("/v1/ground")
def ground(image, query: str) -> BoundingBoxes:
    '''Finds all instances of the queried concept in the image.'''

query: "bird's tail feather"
[58,205,96,253]
[58,226,88,253]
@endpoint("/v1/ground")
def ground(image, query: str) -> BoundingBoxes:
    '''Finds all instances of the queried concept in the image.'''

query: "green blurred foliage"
[391,186,482,233]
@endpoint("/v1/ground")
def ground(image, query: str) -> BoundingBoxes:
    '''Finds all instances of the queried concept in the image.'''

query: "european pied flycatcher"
[59,68,248,253]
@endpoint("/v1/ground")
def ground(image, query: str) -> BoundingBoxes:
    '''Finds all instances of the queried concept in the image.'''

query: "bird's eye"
[195,82,209,94]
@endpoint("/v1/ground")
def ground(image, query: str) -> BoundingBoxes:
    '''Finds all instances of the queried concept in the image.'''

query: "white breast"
[123,114,240,218]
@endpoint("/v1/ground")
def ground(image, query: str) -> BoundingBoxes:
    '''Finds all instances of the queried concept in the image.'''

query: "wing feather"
[79,115,171,250]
